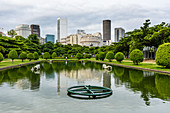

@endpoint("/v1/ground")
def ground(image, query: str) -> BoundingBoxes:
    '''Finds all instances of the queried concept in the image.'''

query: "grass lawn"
[87,58,170,72]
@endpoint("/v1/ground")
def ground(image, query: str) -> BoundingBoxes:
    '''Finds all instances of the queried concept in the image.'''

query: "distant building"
[0,28,6,36]
[30,24,40,38]
[103,20,111,41]
[45,34,55,44]
[60,32,103,47]
[77,29,85,34]
[114,27,125,42]
[15,24,31,38]
[40,37,45,44]
[57,18,68,42]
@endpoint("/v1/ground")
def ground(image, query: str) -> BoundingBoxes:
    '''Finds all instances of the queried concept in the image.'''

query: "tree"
[52,52,57,59]
[8,50,18,64]
[84,53,88,59]
[43,52,50,60]
[99,52,106,61]
[0,52,4,62]
[76,53,83,60]
[27,53,34,61]
[28,34,40,45]
[7,29,17,38]
[19,52,27,62]
[95,54,99,60]
[130,49,144,65]
[155,43,170,68]
[33,52,39,60]
[106,51,114,62]
[115,52,124,63]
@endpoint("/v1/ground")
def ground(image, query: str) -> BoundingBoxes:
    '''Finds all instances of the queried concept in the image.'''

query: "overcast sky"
[0,0,170,41]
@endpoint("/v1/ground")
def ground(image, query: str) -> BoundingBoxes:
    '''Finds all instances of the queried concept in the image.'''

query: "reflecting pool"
[0,61,170,113]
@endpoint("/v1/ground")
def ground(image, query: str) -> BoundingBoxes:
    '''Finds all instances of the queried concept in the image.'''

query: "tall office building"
[103,20,111,41]
[30,24,40,37]
[57,18,68,42]
[45,34,55,44]
[114,27,125,42]
[15,24,31,38]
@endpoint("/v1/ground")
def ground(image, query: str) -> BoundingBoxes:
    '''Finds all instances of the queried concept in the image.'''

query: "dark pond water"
[0,61,170,113]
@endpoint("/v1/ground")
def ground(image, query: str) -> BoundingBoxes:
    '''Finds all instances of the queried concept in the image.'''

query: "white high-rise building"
[15,24,31,38]
[57,18,68,42]
[114,27,125,42]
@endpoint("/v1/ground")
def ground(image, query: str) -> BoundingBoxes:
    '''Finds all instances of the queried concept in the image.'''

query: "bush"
[84,53,88,59]
[27,53,34,61]
[19,52,27,62]
[95,54,99,60]
[34,52,39,60]
[130,49,144,65]
[87,54,92,59]
[52,52,57,59]
[76,53,83,60]
[8,50,18,64]
[99,52,106,61]
[106,51,114,62]
[60,54,62,57]
[0,53,4,62]
[43,52,50,60]
[115,52,124,62]
[156,43,170,68]
[64,54,68,58]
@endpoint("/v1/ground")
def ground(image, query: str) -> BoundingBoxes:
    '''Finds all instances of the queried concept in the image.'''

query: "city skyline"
[0,0,170,41]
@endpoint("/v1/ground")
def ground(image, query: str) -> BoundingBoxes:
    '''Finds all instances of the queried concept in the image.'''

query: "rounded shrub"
[84,53,88,59]
[8,50,18,64]
[130,49,144,65]
[99,52,106,61]
[64,54,68,58]
[106,51,114,62]
[33,52,39,60]
[87,54,92,59]
[43,52,50,60]
[76,53,83,60]
[95,54,99,60]
[19,52,27,62]
[52,52,57,59]
[0,52,4,62]
[155,43,170,68]
[129,69,144,83]
[27,53,34,61]
[115,52,124,62]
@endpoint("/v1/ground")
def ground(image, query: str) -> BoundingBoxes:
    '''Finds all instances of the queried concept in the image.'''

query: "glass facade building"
[45,34,55,44]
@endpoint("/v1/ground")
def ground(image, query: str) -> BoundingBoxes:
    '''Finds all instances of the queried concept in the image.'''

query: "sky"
[0,0,170,41]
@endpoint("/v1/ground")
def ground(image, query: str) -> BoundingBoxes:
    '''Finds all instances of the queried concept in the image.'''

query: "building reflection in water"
[103,72,111,88]
[57,73,60,95]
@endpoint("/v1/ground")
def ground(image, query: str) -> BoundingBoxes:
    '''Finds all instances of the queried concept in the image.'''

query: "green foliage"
[0,52,4,62]
[52,52,57,59]
[130,49,144,65]
[87,54,92,59]
[33,52,39,60]
[115,52,124,62]
[19,52,27,62]
[8,50,18,63]
[0,46,5,53]
[84,53,88,59]
[156,43,170,68]
[114,67,125,77]
[7,29,17,38]
[106,51,114,62]
[129,69,144,83]
[95,54,99,60]
[76,53,83,60]
[64,54,68,58]
[99,52,106,61]
[28,34,40,45]
[43,52,50,60]
[27,53,34,61]
[60,54,62,57]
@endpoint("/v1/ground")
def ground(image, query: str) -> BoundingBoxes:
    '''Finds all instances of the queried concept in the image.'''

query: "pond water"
[0,61,170,113]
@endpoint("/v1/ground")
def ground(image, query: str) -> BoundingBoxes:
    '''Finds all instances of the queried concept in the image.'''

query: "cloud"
[0,0,170,41]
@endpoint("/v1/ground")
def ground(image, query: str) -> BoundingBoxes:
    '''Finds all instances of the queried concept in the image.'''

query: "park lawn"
[88,58,170,72]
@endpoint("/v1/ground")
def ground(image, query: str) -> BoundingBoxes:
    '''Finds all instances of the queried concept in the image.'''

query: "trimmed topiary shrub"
[33,52,39,60]
[52,52,57,59]
[84,53,88,59]
[156,43,170,68]
[106,51,114,62]
[8,50,18,64]
[76,53,83,60]
[43,52,50,60]
[87,54,92,59]
[115,52,124,63]
[99,52,106,61]
[0,52,4,62]
[27,53,34,61]
[19,52,27,62]
[95,54,99,60]
[64,54,68,58]
[130,49,144,65]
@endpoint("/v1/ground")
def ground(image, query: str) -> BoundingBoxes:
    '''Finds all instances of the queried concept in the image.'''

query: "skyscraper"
[45,34,55,44]
[114,27,125,42]
[57,18,68,42]
[15,24,31,38]
[103,20,111,41]
[30,24,40,38]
